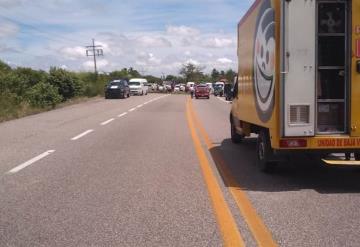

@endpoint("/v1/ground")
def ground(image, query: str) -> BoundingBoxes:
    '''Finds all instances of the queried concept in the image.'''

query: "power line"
[86,39,103,74]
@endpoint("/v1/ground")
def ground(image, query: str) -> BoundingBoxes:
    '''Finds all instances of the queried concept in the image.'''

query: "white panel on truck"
[282,0,316,137]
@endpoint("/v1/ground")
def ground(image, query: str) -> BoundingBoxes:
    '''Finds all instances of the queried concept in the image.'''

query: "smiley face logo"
[253,0,275,122]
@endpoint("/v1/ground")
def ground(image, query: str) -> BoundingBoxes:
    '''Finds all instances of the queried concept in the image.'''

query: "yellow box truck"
[230,0,360,171]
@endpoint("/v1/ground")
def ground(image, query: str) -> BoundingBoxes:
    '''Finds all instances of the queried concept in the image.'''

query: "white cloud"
[136,36,172,48]
[0,22,19,38]
[83,59,109,71]
[217,57,233,64]
[136,52,161,66]
[59,46,86,60]
[184,58,200,66]
[166,25,200,36]
[202,37,234,48]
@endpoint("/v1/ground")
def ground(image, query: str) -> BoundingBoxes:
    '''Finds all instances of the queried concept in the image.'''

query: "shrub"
[0,91,22,120]
[26,82,62,108]
[47,67,84,100]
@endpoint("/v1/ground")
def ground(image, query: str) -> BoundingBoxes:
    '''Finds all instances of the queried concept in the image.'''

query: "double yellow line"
[186,98,278,247]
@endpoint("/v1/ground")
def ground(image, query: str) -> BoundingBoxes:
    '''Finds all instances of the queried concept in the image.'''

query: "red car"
[195,84,210,99]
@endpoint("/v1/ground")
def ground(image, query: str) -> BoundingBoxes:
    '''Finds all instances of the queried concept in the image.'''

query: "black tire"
[195,96,199,99]
[230,120,243,144]
[127,93,130,98]
[141,91,144,96]
[256,129,276,173]
[105,94,109,99]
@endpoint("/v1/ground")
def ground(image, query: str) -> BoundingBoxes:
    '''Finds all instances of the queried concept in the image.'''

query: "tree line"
[0,60,236,121]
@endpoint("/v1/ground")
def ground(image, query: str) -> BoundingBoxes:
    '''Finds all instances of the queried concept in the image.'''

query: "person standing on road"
[190,86,194,98]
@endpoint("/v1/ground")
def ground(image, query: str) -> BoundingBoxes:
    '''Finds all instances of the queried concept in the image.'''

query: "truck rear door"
[281,0,316,137]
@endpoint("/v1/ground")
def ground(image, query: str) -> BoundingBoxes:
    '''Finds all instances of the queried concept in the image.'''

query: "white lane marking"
[8,150,55,174]
[101,118,115,126]
[129,107,136,112]
[137,104,143,108]
[71,129,94,141]
[118,112,128,118]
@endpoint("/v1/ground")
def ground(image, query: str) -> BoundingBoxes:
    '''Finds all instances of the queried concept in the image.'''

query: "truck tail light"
[280,139,307,148]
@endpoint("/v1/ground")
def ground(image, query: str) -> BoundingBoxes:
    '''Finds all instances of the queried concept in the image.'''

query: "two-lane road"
[1,94,360,246]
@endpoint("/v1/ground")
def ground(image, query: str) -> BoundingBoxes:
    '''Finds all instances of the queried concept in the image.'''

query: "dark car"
[195,84,210,99]
[105,79,130,99]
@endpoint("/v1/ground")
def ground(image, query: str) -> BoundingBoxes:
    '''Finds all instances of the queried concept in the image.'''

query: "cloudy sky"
[0,0,253,76]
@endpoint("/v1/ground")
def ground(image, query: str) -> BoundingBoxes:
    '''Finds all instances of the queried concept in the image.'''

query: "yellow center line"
[188,98,278,247]
[185,99,245,247]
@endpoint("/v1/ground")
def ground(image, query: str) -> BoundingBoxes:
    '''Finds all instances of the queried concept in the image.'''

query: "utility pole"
[86,39,103,74]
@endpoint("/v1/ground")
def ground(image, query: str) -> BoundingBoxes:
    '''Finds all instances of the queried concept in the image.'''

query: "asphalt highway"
[1,93,360,247]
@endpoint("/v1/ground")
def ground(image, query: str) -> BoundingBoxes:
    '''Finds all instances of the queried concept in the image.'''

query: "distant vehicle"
[174,85,181,92]
[213,84,224,97]
[186,82,195,92]
[179,84,186,91]
[147,83,155,92]
[205,82,214,94]
[215,81,225,88]
[129,78,148,96]
[105,79,130,99]
[158,85,165,92]
[195,84,210,99]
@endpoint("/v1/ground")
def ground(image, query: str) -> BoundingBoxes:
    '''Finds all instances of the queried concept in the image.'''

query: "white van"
[129,78,148,96]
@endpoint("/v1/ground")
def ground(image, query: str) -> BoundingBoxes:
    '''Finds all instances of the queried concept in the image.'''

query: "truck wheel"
[256,129,276,173]
[231,121,243,144]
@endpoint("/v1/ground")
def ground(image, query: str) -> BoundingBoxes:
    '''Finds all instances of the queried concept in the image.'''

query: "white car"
[158,85,164,92]
[129,78,148,95]
[179,84,186,91]
[174,85,181,92]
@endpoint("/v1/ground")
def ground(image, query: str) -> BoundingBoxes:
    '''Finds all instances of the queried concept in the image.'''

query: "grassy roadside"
[0,96,101,123]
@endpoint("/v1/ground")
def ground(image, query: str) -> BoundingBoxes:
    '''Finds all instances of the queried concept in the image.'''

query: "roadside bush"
[47,67,84,101]
[0,72,29,98]
[78,72,108,97]
[13,67,48,88]
[26,82,62,108]
[0,91,22,120]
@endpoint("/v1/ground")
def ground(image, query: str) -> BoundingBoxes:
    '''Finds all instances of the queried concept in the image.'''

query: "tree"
[144,75,161,84]
[128,67,141,78]
[0,60,11,74]
[47,67,84,101]
[225,69,237,83]
[14,67,48,88]
[211,68,220,81]
[179,63,204,82]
